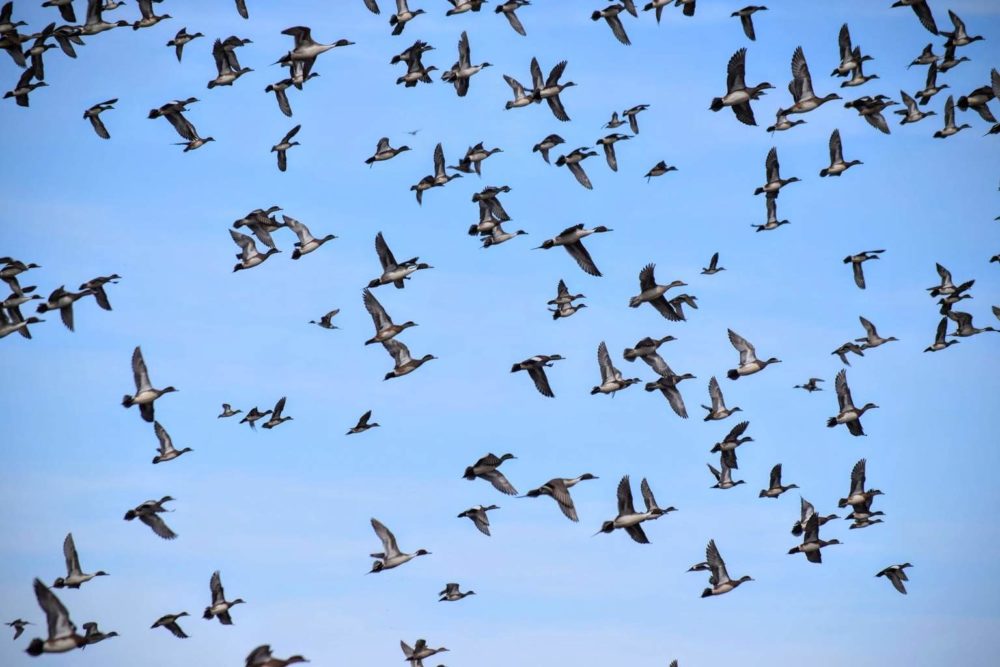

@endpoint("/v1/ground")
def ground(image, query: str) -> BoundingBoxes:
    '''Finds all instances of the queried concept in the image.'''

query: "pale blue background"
[1,1,998,665]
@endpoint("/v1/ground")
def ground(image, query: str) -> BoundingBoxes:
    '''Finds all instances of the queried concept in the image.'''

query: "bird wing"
[850,458,867,495]
[246,645,273,667]
[852,261,866,289]
[356,410,373,428]
[727,47,747,93]
[624,523,649,544]
[790,46,815,100]
[503,7,526,36]
[565,161,592,189]
[835,368,855,412]
[433,142,445,178]
[34,579,75,640]
[661,381,688,418]
[546,94,570,122]
[371,518,401,558]
[912,0,938,35]
[141,512,177,539]
[641,352,673,378]
[363,288,392,330]
[601,141,618,172]
[604,13,631,45]
[154,421,176,455]
[706,539,731,585]
[482,470,517,496]
[830,129,844,163]
[725,420,749,441]
[547,479,578,521]
[800,496,816,524]
[888,571,908,594]
[740,13,756,40]
[63,533,81,576]
[616,475,637,515]
[597,341,615,382]
[88,114,110,139]
[375,232,397,270]
[769,463,782,489]
[640,478,659,512]
[764,146,780,182]
[132,346,152,393]
[546,60,568,87]
[471,510,491,535]
[564,241,601,277]
[859,316,877,339]
[708,376,724,411]
[837,23,852,60]
[457,30,470,68]
[282,215,314,245]
[525,364,554,397]
[727,329,757,365]
[209,571,226,605]
[270,396,286,419]
[383,338,412,367]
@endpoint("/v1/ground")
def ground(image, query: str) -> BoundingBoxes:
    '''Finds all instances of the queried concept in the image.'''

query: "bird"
[278,26,353,81]
[532,134,564,164]
[369,232,432,288]
[496,1,529,36]
[555,147,598,189]
[592,4,633,46]
[271,125,301,172]
[843,249,884,289]
[24,579,87,656]
[464,453,518,495]
[710,48,772,125]
[440,31,491,97]
[7,619,31,640]
[240,407,272,430]
[855,316,898,349]
[837,458,883,510]
[41,0,76,22]
[347,410,380,435]
[621,104,649,134]
[390,0,426,36]
[895,90,936,125]
[754,147,800,197]
[946,310,998,337]
[707,456,745,489]
[366,137,410,165]
[709,420,753,467]
[753,196,791,232]
[926,263,972,297]
[122,346,177,423]
[530,57,576,122]
[35,286,92,331]
[726,329,781,379]
[124,496,177,539]
[831,24,872,78]
[79,0,130,35]
[151,421,192,464]
[284,215,335,259]
[700,540,753,597]
[166,28,203,62]
[794,378,824,392]
[362,288,416,345]
[891,0,938,35]
[368,518,430,573]
[503,72,535,110]
[549,279,585,308]
[83,99,116,139]
[535,224,611,277]
[202,571,245,625]
[401,639,449,663]
[245,645,308,667]
[596,133,630,172]
[52,533,108,589]
[78,275,119,311]
[820,129,862,177]
[309,309,340,330]
[841,54,878,88]
[940,9,983,47]
[791,497,838,536]
[645,369,695,419]
[876,563,913,595]
[832,341,865,366]
[916,62,948,105]
[701,376,741,421]
[81,622,117,646]
[629,264,685,320]
[151,612,190,639]
[207,37,252,89]
[623,335,675,363]
[934,96,971,138]
[760,464,799,498]
[644,161,677,182]
[266,75,318,117]
[787,514,841,563]
[458,505,499,536]
[701,253,725,275]
[732,6,766,40]
[438,583,475,602]
[592,341,641,395]
[925,317,960,353]
[766,110,806,133]
[827,369,878,436]
[218,404,241,418]
[231,230,281,272]
[845,94,897,134]
[780,46,841,116]
[132,0,171,30]
[511,354,563,397]
[382,338,435,380]
[261,397,293,429]
[956,84,997,125]
[595,475,674,544]
[521,474,598,522]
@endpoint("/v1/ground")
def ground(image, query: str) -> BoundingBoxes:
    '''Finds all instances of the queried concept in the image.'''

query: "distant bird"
[82,99,116,139]
[595,475,674,544]
[916,62,948,105]
[79,0,129,35]
[532,134,564,163]
[152,421,192,464]
[596,133,630,172]
[148,97,201,140]
[956,83,997,125]
[700,540,753,597]
[81,622,117,646]
[787,514,840,563]
[511,354,563,397]
[629,264,685,320]
[278,26,353,81]
[440,31,491,97]
[827,369,877,436]
[794,378,824,392]
[535,224,611,277]
[122,346,177,423]
[124,496,177,540]
[837,458,883,511]
[843,249,884,289]
[710,420,753,469]
[218,404,241,418]
[845,95,896,134]
[261,397,292,429]
[366,137,410,165]
[203,571,244,625]
[7,619,30,640]
[701,253,725,275]
[831,24,872,78]
[482,223,529,249]
[458,505,499,536]
[396,53,437,87]
[941,9,983,47]
[891,0,938,35]
[841,55,878,88]
[820,129,862,177]
[702,376,741,421]
[934,96,971,138]
[4,69,48,107]
[759,464,799,498]
[732,6,766,40]
[382,338,436,380]
[245,645,308,667]
[549,279,585,307]
[604,110,626,129]
[24,579,87,656]
[401,639,449,663]
[645,367,695,419]
[530,57,576,122]
[496,0,529,36]
[272,125,301,172]
[284,215,335,259]
[623,334,675,363]
[53,533,107,589]
[369,519,430,573]
[151,612,189,639]
[502,72,535,110]
[780,46,841,116]
[766,110,806,133]
[464,453,518,495]
[946,310,997,337]
[207,37,252,89]
[368,232,433,288]
[35,286,91,331]
[623,103,649,134]
[77,274,119,311]
[592,4,634,46]
[926,262,972,297]
[710,48,772,125]
[439,583,475,602]
[754,147,799,198]
[347,410,380,435]
[708,456,744,489]
[644,161,677,182]
[791,496,838,536]
[521,474,598,522]
[362,288,416,346]
[389,0,426,35]
[876,563,913,595]
[895,90,935,125]
[163,26,202,56]
[555,147,598,189]
[908,43,939,68]
[591,341,640,395]
[231,229,281,272]
[240,407,271,430]
[726,329,781,379]
[309,309,340,330]
[132,0,171,30]
[855,316,898,349]
[753,196,791,232]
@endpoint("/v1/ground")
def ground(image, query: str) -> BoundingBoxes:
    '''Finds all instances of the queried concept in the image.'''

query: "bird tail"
[709,97,724,111]
[726,369,739,380]
[623,347,637,360]
[826,417,837,427]
[122,395,134,408]
[700,588,713,598]
[628,297,641,308]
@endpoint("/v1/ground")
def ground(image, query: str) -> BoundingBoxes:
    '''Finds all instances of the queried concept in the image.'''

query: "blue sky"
[1,1,998,665]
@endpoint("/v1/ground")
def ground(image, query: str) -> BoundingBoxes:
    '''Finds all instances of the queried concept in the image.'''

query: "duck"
[261,397,293,429]
[279,26,352,80]
[935,95,973,138]
[924,318,959,352]
[927,263,973,297]
[503,73,535,109]
[957,84,997,125]
[726,329,780,379]
[841,54,878,88]
[81,622,117,646]
[151,421,192,464]
[759,464,799,498]
[947,310,998,337]
[347,410,380,435]
[549,280,585,307]
[876,563,913,595]
[645,365,695,419]
[752,196,790,232]
[496,1,529,36]
[231,230,281,272]
[284,215,334,258]
[0,2,27,34]
[446,0,488,14]
[203,571,244,625]
[382,338,435,380]
[148,97,200,139]
[431,142,463,188]
[52,533,107,589]
[391,38,433,64]
[941,9,983,47]
[78,275,119,311]
[595,475,673,544]
[895,90,935,124]
[844,495,886,524]
[521,474,598,522]
[644,161,677,182]
[700,540,753,597]
[511,354,563,397]
[915,62,947,105]
[207,37,252,89]
[482,224,528,248]
[787,514,840,563]
[174,124,215,152]
[401,639,449,663]
[167,27,203,62]
[309,308,340,330]
[591,341,640,395]
[843,249,885,289]
[532,133,564,163]
[245,645,308,667]
[827,369,877,436]
[766,110,806,133]
[530,57,576,122]
[390,0,426,35]
[628,264,685,320]
[938,43,969,73]
[240,406,271,430]
[0,259,41,280]
[623,334,675,362]
[458,505,499,536]
[437,582,475,603]
[555,147,598,189]
[369,232,432,288]
[6,619,31,640]
[908,43,939,69]
[363,289,415,345]
[837,458,883,510]
[845,95,896,134]
[369,518,430,572]
[396,57,437,87]
[4,69,47,107]
[710,48,772,126]
[732,6,766,40]
[124,496,177,539]
[708,455,745,489]
[832,341,866,366]
[891,0,938,35]
[218,404,242,418]
[604,110,626,129]
[133,0,170,30]
[79,0,129,35]
[791,497,838,536]
[709,421,752,470]
[151,612,189,638]
[855,316,898,349]
[849,516,885,530]
[122,346,177,423]
[701,252,725,275]
[754,147,799,197]
[462,142,502,175]
[779,46,841,116]
[643,0,671,23]
[464,453,518,495]
[701,376,741,421]
[366,137,410,165]
[82,98,116,139]
[271,125,301,172]
[440,31,491,97]
[831,25,872,77]
[596,133,630,172]
[820,129,862,176]
[794,377,824,392]
[592,4,634,46]
[2,280,41,309]
[535,224,610,277]
[25,579,87,656]
[36,286,92,331]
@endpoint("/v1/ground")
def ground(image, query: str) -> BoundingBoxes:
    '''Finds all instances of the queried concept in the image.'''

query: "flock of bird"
[1,0,998,665]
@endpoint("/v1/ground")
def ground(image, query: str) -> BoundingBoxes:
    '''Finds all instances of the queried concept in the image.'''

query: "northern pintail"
[957,83,997,125]
[391,39,434,65]
[915,62,947,105]
[832,341,865,366]
[623,334,675,362]
[700,539,752,597]
[83,98,116,139]
[458,505,499,536]
[464,453,518,495]
[122,346,177,422]
[240,406,271,430]
[369,232,432,288]
[396,56,436,87]
[148,97,200,140]
[522,474,598,522]
[440,31,491,97]
[347,410,379,435]
[207,37,252,89]
[79,0,129,35]
[645,161,677,181]
[530,57,575,121]
[124,496,177,539]
[701,377,741,421]
[752,196,790,232]
[203,571,244,625]
[891,0,937,35]
[261,397,292,429]
[390,1,426,35]
[549,279,584,307]
[401,639,449,663]
[876,563,913,595]
[246,645,308,667]
[831,24,872,77]
[591,341,640,395]
[0,2,26,33]
[628,263,685,320]
[461,142,502,175]
[218,403,242,418]
[935,95,971,138]
[231,230,281,272]
[482,223,527,248]
[843,249,884,289]
[279,26,352,80]
[779,46,841,116]
[726,329,780,379]
[946,310,997,337]
[1,259,41,280]
[366,137,411,165]
[382,338,435,379]
[309,308,340,330]
[369,518,430,572]
[151,612,189,638]
[791,497,838,536]
[645,367,695,419]
[438,583,475,602]
[363,288,416,345]
[827,369,877,436]
[36,286,91,331]
[152,421,192,464]
[167,28,203,62]
[0,306,42,339]
[855,316,898,349]
[708,455,744,489]
[596,133,630,172]
[271,125,301,172]
[536,224,611,276]
[710,420,752,463]
[760,463,799,498]
[82,622,117,646]
[908,43,938,68]
[284,215,334,258]
[621,103,649,134]
[820,129,862,176]
[503,73,535,109]
[532,133,564,163]
[78,275,119,311]
[701,252,724,274]
[926,262,972,297]
[941,9,983,47]
[4,69,47,106]
[794,377,824,392]
[840,54,878,88]
[754,147,799,197]
[732,6,766,40]
[555,147,598,189]
[595,475,674,544]
[496,1,529,36]
[133,0,171,30]
[837,458,883,511]
[710,48,772,125]
[604,110,626,129]
[511,354,563,397]
[592,4,635,46]
[766,110,806,133]
[53,533,107,589]
[7,619,31,640]
[787,514,840,563]
[25,579,87,655]
[845,95,896,134]
[938,43,968,73]
[895,90,935,125]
